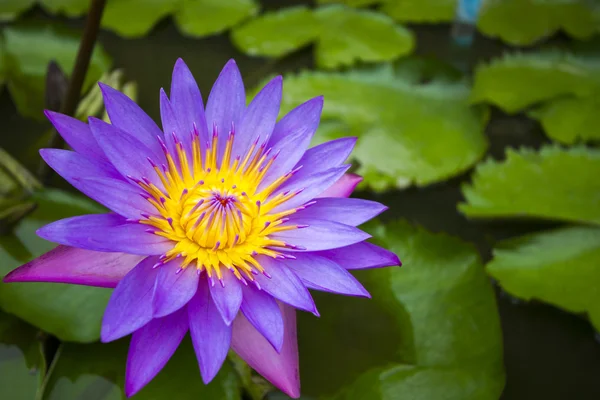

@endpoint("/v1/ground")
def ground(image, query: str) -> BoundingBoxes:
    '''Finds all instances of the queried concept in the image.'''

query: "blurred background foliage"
[0,0,599,399]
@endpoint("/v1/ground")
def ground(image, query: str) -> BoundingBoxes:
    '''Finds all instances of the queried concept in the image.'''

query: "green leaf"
[0,189,110,343]
[529,95,600,145]
[486,226,600,331]
[317,0,380,6]
[380,0,456,23]
[459,146,600,225]
[41,338,241,400]
[101,0,176,38]
[272,61,488,190]
[0,310,44,399]
[1,23,112,119]
[297,220,504,398]
[0,0,35,22]
[175,0,259,38]
[39,0,89,17]
[471,51,600,114]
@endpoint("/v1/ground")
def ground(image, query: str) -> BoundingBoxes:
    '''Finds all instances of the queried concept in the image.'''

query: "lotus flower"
[4,59,400,398]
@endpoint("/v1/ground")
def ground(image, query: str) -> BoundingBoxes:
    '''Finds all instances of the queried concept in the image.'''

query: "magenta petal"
[316,241,401,270]
[289,197,387,226]
[209,269,242,326]
[240,284,284,352]
[272,218,370,251]
[125,307,188,397]
[101,256,159,342]
[231,302,300,398]
[152,261,199,318]
[318,173,362,198]
[188,279,232,384]
[44,111,107,161]
[2,245,142,288]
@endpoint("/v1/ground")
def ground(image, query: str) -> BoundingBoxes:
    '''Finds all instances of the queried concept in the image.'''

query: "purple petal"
[253,256,317,314]
[316,242,401,270]
[2,245,143,288]
[259,96,323,191]
[40,148,120,181]
[272,218,370,251]
[188,279,232,384]
[44,111,107,161]
[232,76,282,161]
[101,256,159,342]
[231,303,300,398]
[99,82,164,156]
[240,284,284,352]
[291,137,356,183]
[153,261,199,318]
[290,197,386,226]
[89,117,165,187]
[37,213,172,255]
[125,307,188,397]
[284,253,370,297]
[209,269,242,326]
[270,165,350,214]
[204,59,245,162]
[318,173,362,198]
[159,88,185,157]
[170,58,208,153]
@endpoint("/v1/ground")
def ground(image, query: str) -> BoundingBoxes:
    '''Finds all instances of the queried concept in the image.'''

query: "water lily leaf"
[297,220,504,398]
[175,0,259,38]
[459,146,600,225]
[273,62,488,190]
[380,0,456,23]
[487,226,600,331]
[317,0,380,6]
[471,51,600,114]
[0,0,35,21]
[101,0,176,38]
[39,0,89,16]
[1,23,112,119]
[41,338,241,400]
[0,189,110,343]
[0,310,44,399]
[529,95,600,145]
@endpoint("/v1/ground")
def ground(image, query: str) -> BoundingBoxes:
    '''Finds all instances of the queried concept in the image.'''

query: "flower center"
[134,127,303,283]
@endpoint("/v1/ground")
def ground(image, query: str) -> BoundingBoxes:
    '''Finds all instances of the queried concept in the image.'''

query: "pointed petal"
[101,256,159,342]
[209,269,242,325]
[188,280,232,384]
[233,76,282,160]
[37,214,172,255]
[205,59,245,162]
[290,198,387,226]
[318,173,362,198]
[170,58,208,151]
[125,307,188,397]
[159,88,184,157]
[260,96,323,191]
[254,256,316,314]
[316,242,401,270]
[284,253,370,297]
[40,148,120,181]
[99,82,164,155]
[272,218,370,251]
[231,303,300,398]
[153,261,199,318]
[240,284,284,352]
[3,245,142,288]
[291,137,356,182]
[44,111,107,161]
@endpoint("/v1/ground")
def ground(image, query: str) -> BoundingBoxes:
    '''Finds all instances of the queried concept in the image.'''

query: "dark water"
[1,9,599,400]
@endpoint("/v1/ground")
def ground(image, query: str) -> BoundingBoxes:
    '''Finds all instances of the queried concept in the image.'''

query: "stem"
[39,0,107,183]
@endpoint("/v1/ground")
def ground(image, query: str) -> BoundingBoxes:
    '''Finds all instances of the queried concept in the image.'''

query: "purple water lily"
[3,59,400,398]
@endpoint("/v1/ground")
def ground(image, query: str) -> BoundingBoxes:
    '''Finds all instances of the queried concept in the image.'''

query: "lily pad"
[459,146,600,225]
[41,338,241,400]
[381,0,456,23]
[271,61,488,191]
[0,189,111,343]
[297,220,504,398]
[175,0,259,38]
[39,0,89,16]
[471,51,600,114]
[0,0,35,21]
[101,0,176,38]
[487,226,600,331]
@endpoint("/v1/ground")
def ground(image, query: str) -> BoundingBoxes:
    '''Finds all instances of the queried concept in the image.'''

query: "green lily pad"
[271,61,488,191]
[39,0,89,16]
[297,220,504,398]
[487,225,600,331]
[471,51,600,114]
[0,189,111,343]
[0,310,44,400]
[381,0,456,23]
[101,0,176,38]
[0,0,35,21]
[530,95,600,145]
[1,23,112,119]
[459,146,600,225]
[41,338,241,400]
[175,0,259,38]
[317,0,379,6]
